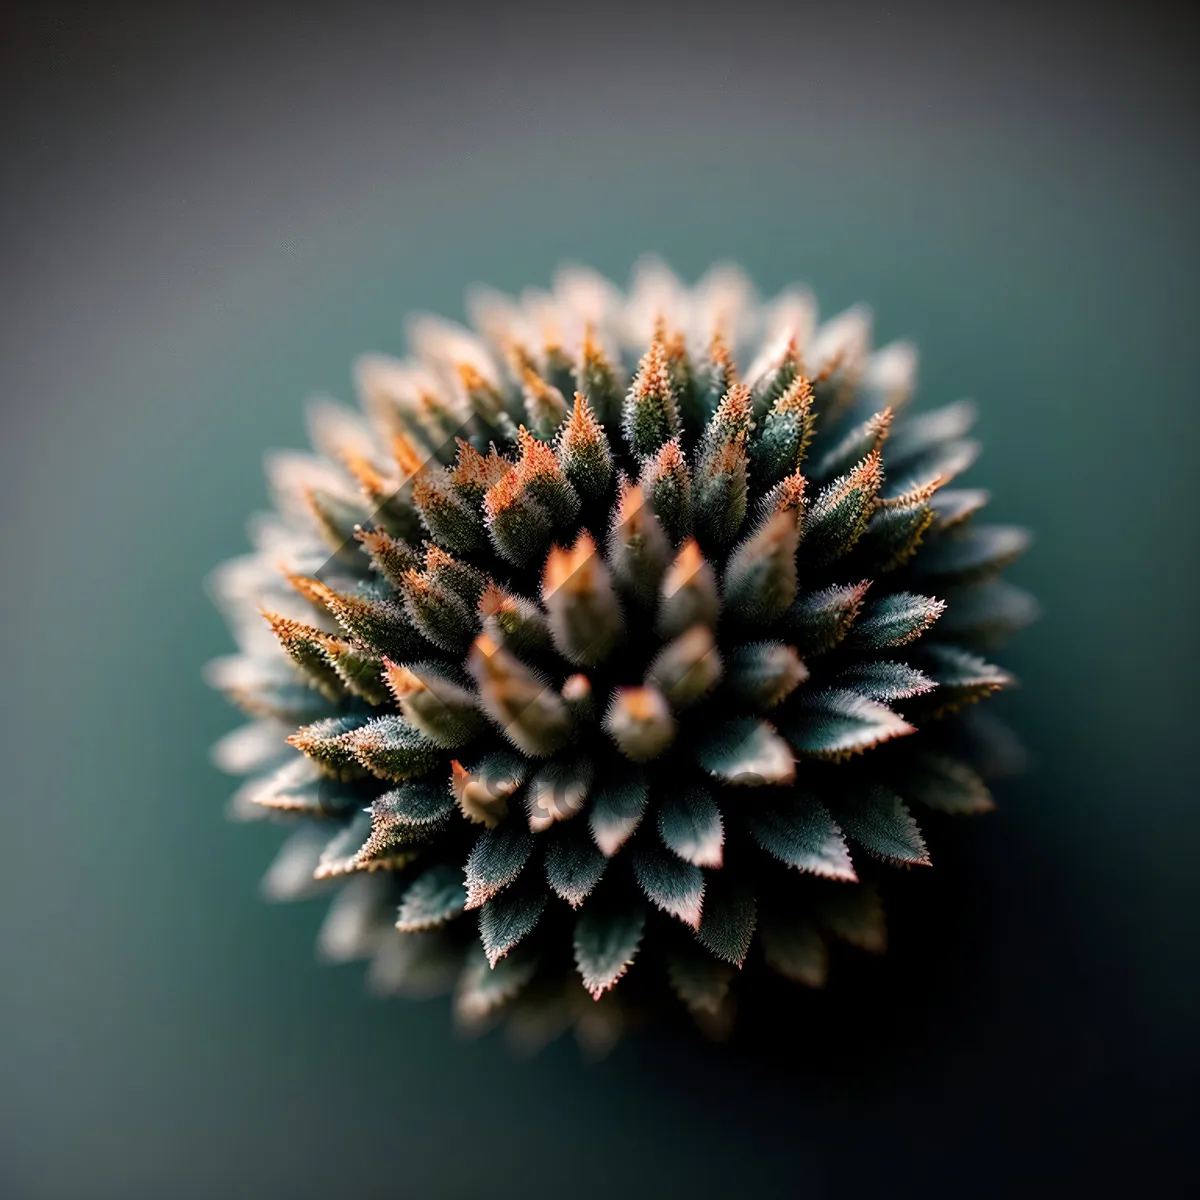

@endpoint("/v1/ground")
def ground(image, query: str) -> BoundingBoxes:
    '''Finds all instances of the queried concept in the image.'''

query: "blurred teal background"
[2,2,1197,1196]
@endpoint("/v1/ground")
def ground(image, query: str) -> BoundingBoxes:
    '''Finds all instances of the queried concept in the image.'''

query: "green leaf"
[914,525,1031,582]
[914,643,1014,713]
[811,408,893,483]
[658,786,725,868]
[622,340,681,459]
[313,811,374,880]
[899,750,994,814]
[478,886,547,967]
[856,487,936,572]
[544,818,609,908]
[801,452,883,566]
[845,591,945,649]
[785,690,914,759]
[746,792,857,881]
[722,510,800,623]
[237,757,362,818]
[834,660,937,702]
[589,767,649,857]
[632,838,705,928]
[929,487,989,530]
[464,822,536,909]
[646,624,723,709]
[749,376,815,487]
[607,478,671,605]
[573,899,647,999]
[933,580,1039,646]
[286,714,372,781]
[758,914,828,987]
[667,943,735,1016]
[695,880,757,967]
[454,941,538,1027]
[816,883,887,953]
[542,532,624,667]
[396,863,468,932]
[786,581,871,656]
[884,399,976,467]
[344,715,442,782]
[834,785,930,865]
[384,660,482,749]
[725,642,808,710]
[694,718,795,786]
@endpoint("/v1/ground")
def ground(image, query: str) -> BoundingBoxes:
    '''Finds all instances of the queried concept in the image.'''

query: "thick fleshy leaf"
[915,643,1015,713]
[237,757,362,817]
[787,581,871,656]
[835,786,930,865]
[801,452,883,566]
[646,625,723,709]
[396,863,468,932]
[835,660,937,702]
[544,818,609,907]
[900,750,994,814]
[856,486,936,572]
[313,811,375,880]
[286,714,371,781]
[318,875,392,963]
[695,880,757,967]
[667,943,735,1017]
[884,399,976,467]
[929,487,989,530]
[816,883,887,953]
[914,525,1031,582]
[759,914,829,987]
[811,408,893,483]
[367,930,461,1000]
[356,781,457,869]
[786,690,915,758]
[478,886,547,967]
[725,642,808,710]
[694,718,795,786]
[344,715,442,782]
[589,767,649,856]
[632,838,705,928]
[845,591,945,649]
[933,580,1039,646]
[464,823,536,909]
[526,756,595,833]
[658,787,725,868]
[722,510,799,622]
[383,660,482,748]
[454,941,538,1026]
[746,792,857,881]
[574,899,647,999]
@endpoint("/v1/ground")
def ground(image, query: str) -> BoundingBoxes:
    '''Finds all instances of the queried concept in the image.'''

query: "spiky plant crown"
[208,260,1034,1054]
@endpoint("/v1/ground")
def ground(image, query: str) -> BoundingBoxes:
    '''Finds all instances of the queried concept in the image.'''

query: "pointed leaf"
[667,943,735,1016]
[632,838,705,928]
[454,941,538,1026]
[396,863,468,932]
[478,886,547,967]
[694,718,795,786]
[658,786,725,868]
[544,818,609,907]
[589,767,649,856]
[464,822,536,909]
[746,792,857,881]
[914,525,1031,582]
[758,915,828,987]
[845,591,945,650]
[834,660,937,702]
[573,899,647,999]
[785,690,915,759]
[900,750,994,815]
[695,881,757,967]
[835,785,930,865]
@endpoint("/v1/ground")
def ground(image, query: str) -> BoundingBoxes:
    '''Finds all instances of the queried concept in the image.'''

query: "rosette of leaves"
[207,260,1034,1054]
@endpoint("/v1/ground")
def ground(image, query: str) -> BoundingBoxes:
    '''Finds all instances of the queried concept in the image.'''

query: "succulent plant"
[207,259,1034,1054]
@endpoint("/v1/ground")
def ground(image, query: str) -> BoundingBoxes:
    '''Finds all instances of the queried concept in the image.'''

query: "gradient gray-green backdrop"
[2,2,1197,1196]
